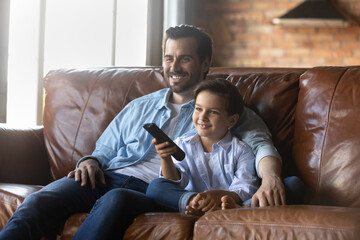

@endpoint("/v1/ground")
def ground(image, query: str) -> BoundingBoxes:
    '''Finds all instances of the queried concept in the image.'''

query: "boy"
[146,79,260,216]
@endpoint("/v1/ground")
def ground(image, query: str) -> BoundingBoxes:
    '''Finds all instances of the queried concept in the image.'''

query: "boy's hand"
[152,138,177,161]
[188,190,223,213]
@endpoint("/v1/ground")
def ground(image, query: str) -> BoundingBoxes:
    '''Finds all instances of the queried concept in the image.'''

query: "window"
[6,0,148,126]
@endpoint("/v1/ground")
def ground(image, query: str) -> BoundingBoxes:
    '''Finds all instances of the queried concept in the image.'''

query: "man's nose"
[170,59,180,71]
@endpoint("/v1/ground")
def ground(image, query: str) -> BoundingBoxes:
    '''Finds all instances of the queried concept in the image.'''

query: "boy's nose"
[199,112,209,121]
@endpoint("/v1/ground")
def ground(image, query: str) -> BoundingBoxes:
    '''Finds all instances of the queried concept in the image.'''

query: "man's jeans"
[0,171,161,240]
[146,176,306,212]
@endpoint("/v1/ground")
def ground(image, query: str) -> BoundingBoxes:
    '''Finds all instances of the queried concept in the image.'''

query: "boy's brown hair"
[193,79,244,117]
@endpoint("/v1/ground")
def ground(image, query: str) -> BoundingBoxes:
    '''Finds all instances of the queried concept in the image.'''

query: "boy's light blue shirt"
[77,88,281,178]
[163,131,260,202]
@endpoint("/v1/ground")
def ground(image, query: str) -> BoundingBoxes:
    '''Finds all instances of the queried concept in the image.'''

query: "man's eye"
[181,57,191,62]
[164,57,172,62]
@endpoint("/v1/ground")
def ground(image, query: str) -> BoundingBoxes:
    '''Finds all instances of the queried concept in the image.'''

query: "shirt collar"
[189,131,233,151]
[157,88,195,110]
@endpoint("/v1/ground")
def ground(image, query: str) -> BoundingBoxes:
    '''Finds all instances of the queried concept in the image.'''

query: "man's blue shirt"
[88,88,195,170]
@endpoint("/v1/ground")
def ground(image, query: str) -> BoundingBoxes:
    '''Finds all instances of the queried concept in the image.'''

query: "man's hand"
[251,156,286,207]
[251,174,285,207]
[67,159,106,189]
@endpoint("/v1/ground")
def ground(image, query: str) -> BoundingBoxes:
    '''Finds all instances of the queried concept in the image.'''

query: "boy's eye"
[210,110,219,114]
[195,107,202,111]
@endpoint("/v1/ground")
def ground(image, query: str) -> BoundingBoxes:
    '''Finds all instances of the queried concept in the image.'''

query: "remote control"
[143,123,185,161]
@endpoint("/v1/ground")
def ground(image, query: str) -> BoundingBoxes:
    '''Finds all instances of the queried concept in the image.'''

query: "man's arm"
[251,156,285,207]
[232,107,285,207]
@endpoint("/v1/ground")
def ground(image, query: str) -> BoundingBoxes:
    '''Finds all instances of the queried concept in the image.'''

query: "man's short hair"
[163,25,213,64]
[193,79,244,117]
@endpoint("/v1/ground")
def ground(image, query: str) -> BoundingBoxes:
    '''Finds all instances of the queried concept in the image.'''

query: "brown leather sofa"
[1,66,360,239]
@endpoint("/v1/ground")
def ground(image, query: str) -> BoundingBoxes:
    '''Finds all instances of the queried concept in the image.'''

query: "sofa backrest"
[43,67,166,179]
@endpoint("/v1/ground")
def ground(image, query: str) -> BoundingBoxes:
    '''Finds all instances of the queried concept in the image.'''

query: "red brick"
[286,48,311,56]
[343,41,360,48]
[309,33,334,41]
[334,50,353,57]
[344,58,360,66]
[312,49,333,58]
[334,33,358,41]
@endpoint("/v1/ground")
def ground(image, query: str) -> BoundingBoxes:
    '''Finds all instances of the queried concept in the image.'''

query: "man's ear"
[228,114,239,127]
[201,58,210,75]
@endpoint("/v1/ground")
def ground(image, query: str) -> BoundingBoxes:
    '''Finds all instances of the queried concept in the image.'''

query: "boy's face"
[193,90,238,143]
[163,37,209,95]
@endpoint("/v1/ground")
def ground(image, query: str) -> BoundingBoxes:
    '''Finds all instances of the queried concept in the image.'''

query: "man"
[0,25,289,240]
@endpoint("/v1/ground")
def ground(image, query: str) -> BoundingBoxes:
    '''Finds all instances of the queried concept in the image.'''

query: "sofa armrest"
[0,124,53,185]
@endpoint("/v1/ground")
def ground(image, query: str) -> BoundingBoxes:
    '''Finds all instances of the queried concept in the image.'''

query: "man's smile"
[169,72,188,82]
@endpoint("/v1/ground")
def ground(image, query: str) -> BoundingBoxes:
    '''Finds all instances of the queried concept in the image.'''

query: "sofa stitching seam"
[317,67,348,194]
[71,70,104,164]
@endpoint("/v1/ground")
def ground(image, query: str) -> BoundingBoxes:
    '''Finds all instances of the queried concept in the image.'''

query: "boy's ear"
[228,114,239,127]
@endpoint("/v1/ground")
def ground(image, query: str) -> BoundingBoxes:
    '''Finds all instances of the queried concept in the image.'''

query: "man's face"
[163,37,209,94]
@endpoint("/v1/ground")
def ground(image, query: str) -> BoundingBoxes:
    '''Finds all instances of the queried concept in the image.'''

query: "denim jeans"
[0,171,161,240]
[146,176,306,212]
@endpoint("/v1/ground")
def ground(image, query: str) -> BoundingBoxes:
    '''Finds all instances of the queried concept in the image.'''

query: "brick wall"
[196,0,360,67]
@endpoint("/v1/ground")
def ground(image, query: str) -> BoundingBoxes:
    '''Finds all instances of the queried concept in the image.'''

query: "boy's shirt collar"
[188,131,233,151]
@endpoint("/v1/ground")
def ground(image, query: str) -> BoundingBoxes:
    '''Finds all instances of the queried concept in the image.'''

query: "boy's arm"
[153,139,180,180]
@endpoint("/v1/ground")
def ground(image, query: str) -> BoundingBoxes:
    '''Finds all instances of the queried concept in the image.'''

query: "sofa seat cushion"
[61,213,89,240]
[193,205,360,240]
[124,213,199,240]
[61,212,198,240]
[0,183,43,229]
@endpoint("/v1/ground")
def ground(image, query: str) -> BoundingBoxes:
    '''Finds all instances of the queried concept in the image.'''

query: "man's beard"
[165,71,201,94]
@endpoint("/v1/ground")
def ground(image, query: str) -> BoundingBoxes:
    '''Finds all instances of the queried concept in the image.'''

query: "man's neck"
[170,92,193,104]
